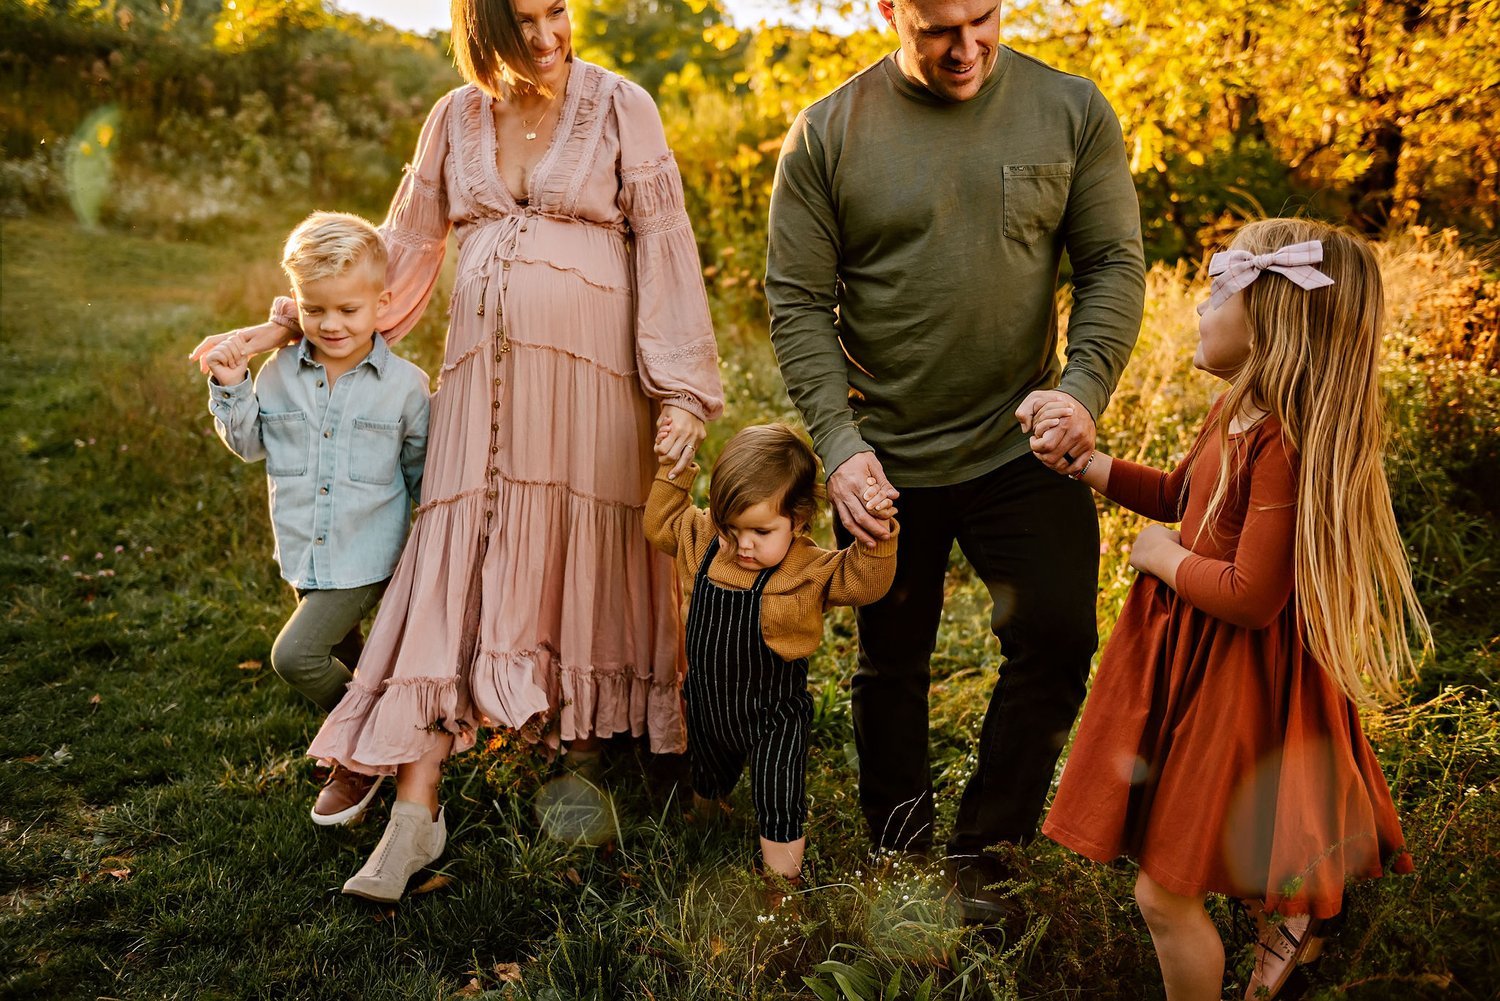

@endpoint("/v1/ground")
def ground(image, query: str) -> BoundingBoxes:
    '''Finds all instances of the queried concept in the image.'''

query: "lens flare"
[66,106,120,229]
[534,773,616,846]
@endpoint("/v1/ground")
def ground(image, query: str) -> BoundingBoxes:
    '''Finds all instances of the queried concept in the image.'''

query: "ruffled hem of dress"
[547,662,685,754]
[1043,818,1411,920]
[308,675,471,777]
[309,646,686,774]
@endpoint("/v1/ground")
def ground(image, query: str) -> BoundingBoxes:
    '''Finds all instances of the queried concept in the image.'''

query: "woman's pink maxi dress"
[298,60,723,771]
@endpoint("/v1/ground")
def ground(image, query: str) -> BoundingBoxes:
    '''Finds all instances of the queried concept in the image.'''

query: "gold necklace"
[520,91,561,141]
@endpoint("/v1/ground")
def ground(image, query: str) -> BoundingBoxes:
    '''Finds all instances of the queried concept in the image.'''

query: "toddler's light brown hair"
[708,424,824,537]
[281,211,387,288]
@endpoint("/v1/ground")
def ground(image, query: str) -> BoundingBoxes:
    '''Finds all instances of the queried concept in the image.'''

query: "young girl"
[645,423,898,900]
[1032,219,1427,1000]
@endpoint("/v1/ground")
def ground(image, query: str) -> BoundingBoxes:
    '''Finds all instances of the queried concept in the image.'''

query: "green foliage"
[0,0,457,231]
[573,0,746,98]
[1,206,1495,1000]
[1,3,1497,997]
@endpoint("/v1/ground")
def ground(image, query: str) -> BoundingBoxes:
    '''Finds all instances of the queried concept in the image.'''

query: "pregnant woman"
[195,0,722,901]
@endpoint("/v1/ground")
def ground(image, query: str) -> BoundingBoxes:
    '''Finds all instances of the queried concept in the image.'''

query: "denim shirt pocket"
[261,411,309,477]
[1002,162,1073,246]
[349,417,403,484]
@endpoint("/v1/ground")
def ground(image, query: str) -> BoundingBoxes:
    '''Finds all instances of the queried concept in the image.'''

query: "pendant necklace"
[520,91,561,141]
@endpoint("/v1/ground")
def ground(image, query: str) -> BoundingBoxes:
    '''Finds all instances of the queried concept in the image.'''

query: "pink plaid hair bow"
[1197,240,1336,314]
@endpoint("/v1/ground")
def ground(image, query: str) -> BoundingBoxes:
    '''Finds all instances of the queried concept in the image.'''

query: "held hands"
[202,334,251,387]
[188,321,289,376]
[829,452,899,548]
[1017,390,1095,477]
[654,404,708,481]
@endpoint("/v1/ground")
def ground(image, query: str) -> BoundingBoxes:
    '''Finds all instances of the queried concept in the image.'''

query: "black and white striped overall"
[684,537,814,843]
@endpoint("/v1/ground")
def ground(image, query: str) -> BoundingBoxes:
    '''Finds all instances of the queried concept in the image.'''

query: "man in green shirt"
[766,0,1145,919]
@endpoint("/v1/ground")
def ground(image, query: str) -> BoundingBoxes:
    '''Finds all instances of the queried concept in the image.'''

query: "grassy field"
[1,215,1496,1000]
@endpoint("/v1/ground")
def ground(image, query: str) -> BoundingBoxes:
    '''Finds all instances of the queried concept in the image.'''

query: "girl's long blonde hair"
[1193,218,1430,704]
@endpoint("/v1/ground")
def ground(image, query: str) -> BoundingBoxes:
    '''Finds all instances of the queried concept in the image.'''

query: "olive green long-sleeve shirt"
[766,47,1146,487]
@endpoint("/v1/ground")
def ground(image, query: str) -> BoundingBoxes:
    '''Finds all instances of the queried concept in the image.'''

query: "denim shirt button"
[322,430,331,439]
[315,536,325,545]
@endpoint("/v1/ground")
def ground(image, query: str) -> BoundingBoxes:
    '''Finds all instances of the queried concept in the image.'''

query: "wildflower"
[114,545,124,553]
[94,552,104,560]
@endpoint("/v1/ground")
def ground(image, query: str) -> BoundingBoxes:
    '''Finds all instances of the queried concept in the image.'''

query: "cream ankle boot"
[342,800,446,902]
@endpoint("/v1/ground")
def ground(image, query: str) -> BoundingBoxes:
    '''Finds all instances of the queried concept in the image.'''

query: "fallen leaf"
[564,867,581,886]
[105,868,130,880]
[236,660,262,671]
[88,694,101,706]
[454,977,483,997]
[411,872,453,895]
[619,870,641,889]
[492,963,522,983]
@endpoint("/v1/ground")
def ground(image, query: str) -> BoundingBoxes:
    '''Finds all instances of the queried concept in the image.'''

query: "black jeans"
[837,452,1099,864]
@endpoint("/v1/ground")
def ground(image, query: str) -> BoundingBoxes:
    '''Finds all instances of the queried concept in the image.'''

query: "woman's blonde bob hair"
[450,0,559,99]
[708,424,824,539]
[1192,217,1431,705]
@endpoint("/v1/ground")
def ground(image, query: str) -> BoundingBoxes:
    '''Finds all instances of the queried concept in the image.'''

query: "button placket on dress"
[479,214,526,547]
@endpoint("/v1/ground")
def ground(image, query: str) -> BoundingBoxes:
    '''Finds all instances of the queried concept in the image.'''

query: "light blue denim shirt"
[208,334,430,590]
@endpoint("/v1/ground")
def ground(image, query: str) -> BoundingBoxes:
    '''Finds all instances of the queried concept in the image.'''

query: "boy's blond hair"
[281,211,387,287]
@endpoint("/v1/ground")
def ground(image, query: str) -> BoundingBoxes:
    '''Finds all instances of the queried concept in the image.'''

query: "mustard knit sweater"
[644,463,898,660]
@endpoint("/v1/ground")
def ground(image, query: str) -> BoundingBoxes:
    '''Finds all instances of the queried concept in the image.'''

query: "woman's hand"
[1128,524,1188,587]
[655,404,706,480]
[189,321,291,375]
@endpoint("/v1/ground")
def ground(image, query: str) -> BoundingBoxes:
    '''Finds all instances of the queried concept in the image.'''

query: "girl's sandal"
[1244,908,1324,1000]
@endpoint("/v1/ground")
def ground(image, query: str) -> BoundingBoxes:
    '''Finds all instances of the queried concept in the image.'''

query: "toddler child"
[645,423,898,900]
[203,211,430,828]
[1030,218,1427,1001]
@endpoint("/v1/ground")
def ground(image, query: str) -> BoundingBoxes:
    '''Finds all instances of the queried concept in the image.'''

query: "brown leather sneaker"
[311,764,384,827]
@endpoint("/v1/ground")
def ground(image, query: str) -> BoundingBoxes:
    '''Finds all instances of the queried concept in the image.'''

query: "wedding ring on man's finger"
[1063,452,1077,463]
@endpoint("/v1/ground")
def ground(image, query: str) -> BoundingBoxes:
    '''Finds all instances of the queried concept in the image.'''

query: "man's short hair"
[281,211,387,287]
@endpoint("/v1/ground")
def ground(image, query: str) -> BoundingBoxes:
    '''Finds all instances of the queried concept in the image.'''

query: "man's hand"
[189,321,290,375]
[829,451,899,548]
[1017,389,1095,476]
[654,404,707,481]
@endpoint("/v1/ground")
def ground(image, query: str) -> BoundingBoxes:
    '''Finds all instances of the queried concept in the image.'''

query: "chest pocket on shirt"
[1003,163,1073,246]
[349,417,403,484]
[261,411,309,477]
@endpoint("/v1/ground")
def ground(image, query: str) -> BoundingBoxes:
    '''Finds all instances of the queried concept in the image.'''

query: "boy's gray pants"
[270,581,387,712]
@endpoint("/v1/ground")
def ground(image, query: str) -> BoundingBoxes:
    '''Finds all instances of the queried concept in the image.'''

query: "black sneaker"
[946,856,1021,925]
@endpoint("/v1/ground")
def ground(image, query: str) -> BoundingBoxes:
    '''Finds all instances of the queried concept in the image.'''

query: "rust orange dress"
[1042,416,1412,918]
